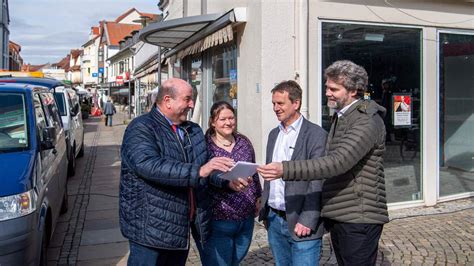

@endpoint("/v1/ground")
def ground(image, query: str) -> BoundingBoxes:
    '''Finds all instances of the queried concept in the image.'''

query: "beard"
[327,99,344,110]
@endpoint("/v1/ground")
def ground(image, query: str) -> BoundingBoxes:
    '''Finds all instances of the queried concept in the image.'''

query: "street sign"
[98,67,104,73]
[116,75,124,85]
[92,73,98,77]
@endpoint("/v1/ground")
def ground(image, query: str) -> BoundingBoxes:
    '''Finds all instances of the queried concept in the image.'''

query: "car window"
[33,93,47,142]
[53,92,67,116]
[66,92,74,112]
[0,92,29,152]
[68,91,79,110]
[39,93,63,131]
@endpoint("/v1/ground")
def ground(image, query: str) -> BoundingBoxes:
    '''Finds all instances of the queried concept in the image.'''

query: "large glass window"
[184,56,202,122]
[322,22,422,203]
[210,43,237,111]
[0,93,28,151]
[439,32,474,197]
[53,92,67,116]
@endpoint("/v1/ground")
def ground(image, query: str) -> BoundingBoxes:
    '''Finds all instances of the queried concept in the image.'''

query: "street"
[47,111,474,265]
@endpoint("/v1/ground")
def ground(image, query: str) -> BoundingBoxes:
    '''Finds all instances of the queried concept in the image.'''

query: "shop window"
[322,22,422,203]
[439,32,474,197]
[173,60,182,78]
[210,43,237,111]
[184,56,202,122]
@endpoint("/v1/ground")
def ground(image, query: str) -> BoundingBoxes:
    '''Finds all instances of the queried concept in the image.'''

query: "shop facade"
[141,0,473,208]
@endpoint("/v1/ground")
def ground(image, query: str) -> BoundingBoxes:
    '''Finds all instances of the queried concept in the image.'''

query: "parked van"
[0,77,84,176]
[0,83,68,265]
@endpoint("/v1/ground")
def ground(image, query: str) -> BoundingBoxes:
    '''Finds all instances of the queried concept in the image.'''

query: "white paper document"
[218,161,259,181]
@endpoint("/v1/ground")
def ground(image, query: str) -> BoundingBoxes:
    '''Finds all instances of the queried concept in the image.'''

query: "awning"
[139,8,246,59]
[112,88,129,96]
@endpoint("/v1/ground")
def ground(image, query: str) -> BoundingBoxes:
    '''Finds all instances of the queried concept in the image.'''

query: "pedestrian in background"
[119,78,235,266]
[103,97,116,127]
[202,101,262,266]
[258,80,327,265]
[258,60,389,265]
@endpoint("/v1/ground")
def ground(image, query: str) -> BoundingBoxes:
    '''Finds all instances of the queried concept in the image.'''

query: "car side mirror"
[41,127,56,150]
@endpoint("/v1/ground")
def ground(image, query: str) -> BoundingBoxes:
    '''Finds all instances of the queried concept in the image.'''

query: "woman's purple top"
[207,133,262,221]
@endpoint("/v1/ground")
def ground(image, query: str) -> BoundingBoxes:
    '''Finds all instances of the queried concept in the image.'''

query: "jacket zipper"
[173,129,192,250]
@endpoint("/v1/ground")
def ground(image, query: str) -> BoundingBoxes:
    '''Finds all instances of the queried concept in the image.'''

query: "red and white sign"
[116,75,123,85]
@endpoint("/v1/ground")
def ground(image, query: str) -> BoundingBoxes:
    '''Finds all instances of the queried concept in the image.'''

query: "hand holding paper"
[228,177,253,192]
[257,162,283,181]
[199,157,235,177]
[219,161,259,181]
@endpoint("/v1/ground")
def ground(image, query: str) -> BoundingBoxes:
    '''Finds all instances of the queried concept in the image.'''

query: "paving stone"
[80,227,127,246]
[78,242,129,261]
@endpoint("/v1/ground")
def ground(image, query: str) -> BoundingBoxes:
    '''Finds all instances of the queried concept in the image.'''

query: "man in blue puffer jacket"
[120,78,234,265]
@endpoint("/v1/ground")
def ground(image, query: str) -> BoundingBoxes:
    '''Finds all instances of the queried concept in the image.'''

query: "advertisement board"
[393,93,412,127]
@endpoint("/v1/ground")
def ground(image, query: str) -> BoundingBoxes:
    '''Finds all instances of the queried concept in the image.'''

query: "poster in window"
[393,93,412,127]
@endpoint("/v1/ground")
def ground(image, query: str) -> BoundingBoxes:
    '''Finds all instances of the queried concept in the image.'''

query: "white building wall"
[116,10,142,24]
[105,47,118,82]
[82,42,99,85]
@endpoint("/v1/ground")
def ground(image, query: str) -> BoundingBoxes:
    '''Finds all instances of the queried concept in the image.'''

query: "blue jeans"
[203,217,254,266]
[106,115,113,126]
[127,241,189,266]
[267,209,322,266]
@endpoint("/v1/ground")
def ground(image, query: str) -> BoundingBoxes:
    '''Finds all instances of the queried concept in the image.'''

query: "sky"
[9,0,160,65]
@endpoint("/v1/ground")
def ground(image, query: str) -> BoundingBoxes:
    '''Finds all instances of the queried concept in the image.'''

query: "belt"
[270,207,286,220]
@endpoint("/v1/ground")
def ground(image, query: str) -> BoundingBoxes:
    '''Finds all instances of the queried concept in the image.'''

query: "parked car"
[0,83,68,265]
[0,77,84,176]
[53,87,85,176]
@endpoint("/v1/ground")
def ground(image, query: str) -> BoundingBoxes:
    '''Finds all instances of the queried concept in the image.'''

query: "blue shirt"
[156,107,184,140]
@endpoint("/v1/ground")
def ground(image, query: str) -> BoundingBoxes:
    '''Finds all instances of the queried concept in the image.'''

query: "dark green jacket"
[282,100,389,224]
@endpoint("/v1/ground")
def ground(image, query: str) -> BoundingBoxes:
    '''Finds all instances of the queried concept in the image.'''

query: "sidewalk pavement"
[47,112,474,265]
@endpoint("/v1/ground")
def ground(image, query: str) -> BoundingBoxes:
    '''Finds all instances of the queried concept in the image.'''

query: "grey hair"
[324,60,368,98]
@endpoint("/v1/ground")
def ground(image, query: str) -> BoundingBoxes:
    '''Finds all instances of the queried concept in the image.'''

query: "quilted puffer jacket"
[119,107,216,249]
[282,100,389,224]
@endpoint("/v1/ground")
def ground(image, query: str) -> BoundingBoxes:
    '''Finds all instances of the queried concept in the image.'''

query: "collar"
[337,99,360,117]
[278,114,303,133]
[156,107,175,126]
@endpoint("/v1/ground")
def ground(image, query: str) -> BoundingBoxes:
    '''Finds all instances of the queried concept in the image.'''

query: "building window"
[183,55,202,122]
[321,22,422,203]
[439,32,474,197]
[210,43,237,111]
[173,59,182,78]
[119,61,124,74]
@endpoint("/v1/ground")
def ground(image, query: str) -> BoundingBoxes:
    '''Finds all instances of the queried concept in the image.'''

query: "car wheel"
[67,145,76,177]
[77,138,84,158]
[60,182,68,214]
[39,225,48,266]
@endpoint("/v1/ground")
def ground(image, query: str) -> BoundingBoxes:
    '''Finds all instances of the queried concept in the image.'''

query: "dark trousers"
[105,115,112,126]
[127,241,189,266]
[325,219,383,266]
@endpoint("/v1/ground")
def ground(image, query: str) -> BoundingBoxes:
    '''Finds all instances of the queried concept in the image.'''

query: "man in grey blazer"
[258,80,327,265]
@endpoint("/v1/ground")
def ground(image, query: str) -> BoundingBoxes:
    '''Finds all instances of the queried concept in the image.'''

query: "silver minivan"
[53,87,85,176]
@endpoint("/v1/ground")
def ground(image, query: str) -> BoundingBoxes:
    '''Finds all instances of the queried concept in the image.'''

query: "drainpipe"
[294,0,309,119]
[128,71,132,119]
[157,47,161,86]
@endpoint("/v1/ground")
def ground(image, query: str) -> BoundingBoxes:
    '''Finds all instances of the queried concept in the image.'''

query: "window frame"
[318,19,425,205]
[436,29,474,202]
